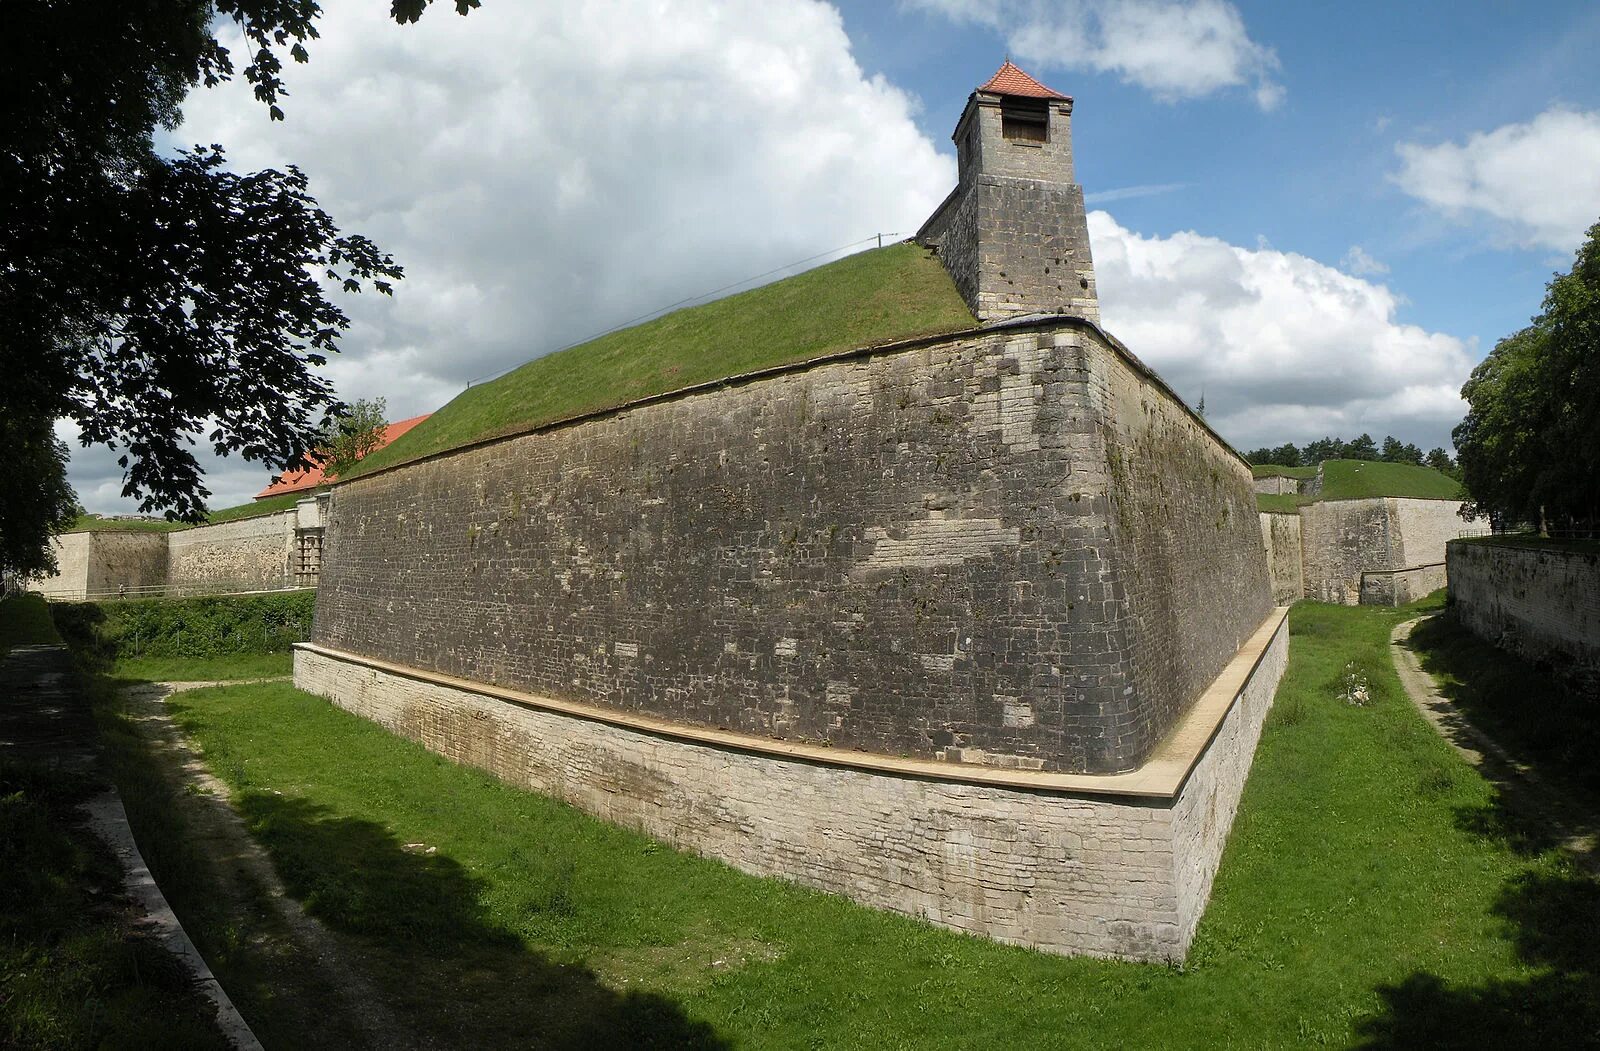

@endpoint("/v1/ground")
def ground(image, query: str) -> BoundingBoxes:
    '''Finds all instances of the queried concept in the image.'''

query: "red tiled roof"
[979,60,1071,102]
[254,413,432,500]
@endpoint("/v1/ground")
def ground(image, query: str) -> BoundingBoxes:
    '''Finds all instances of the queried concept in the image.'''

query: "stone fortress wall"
[1448,540,1600,693]
[296,62,1287,962]
[1298,497,1461,605]
[299,313,1283,961]
[29,496,327,601]
[310,320,1271,776]
[1259,511,1304,605]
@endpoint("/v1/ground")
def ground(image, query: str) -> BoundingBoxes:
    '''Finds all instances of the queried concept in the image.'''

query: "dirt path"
[1391,617,1599,875]
[122,679,422,1050]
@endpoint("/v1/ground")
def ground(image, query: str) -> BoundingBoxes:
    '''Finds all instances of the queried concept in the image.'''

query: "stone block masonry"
[1260,512,1304,606]
[166,511,297,591]
[312,317,1271,776]
[1298,498,1463,606]
[295,608,1287,963]
[1448,540,1600,693]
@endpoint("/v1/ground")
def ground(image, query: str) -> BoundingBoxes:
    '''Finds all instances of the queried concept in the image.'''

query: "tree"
[1303,436,1347,465]
[1347,433,1379,460]
[1380,435,1405,462]
[1456,218,1600,530]
[1424,447,1455,475]
[1,1,476,574]
[0,416,80,580]
[1270,443,1302,468]
[315,398,390,479]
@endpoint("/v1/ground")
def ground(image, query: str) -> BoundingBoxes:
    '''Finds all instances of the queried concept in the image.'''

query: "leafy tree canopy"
[1,0,475,545]
[0,417,79,580]
[1455,217,1600,530]
[314,397,389,479]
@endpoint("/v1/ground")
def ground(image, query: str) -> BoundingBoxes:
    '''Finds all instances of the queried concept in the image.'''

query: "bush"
[51,591,314,667]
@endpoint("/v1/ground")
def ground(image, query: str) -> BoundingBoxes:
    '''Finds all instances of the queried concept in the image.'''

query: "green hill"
[1317,460,1462,501]
[1254,459,1461,513]
[348,242,976,478]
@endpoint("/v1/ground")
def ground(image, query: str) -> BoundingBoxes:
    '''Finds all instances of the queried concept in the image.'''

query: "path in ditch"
[121,679,420,1050]
[1390,617,1599,876]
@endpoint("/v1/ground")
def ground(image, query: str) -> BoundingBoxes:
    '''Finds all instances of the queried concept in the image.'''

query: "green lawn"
[1250,464,1317,480]
[60,490,314,537]
[348,242,976,477]
[66,515,188,533]
[140,594,1599,1048]
[1318,459,1463,501]
[0,593,61,657]
[1256,493,1311,514]
[112,652,293,682]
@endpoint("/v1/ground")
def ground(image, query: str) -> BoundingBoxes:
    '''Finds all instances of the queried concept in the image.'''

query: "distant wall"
[30,532,167,601]
[1299,498,1462,605]
[167,511,295,591]
[1259,512,1303,605]
[1449,541,1600,692]
[1360,563,1446,606]
[1252,476,1298,496]
[313,319,1271,775]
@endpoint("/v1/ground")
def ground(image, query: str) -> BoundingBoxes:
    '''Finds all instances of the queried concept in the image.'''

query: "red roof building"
[254,413,431,500]
[978,60,1071,101]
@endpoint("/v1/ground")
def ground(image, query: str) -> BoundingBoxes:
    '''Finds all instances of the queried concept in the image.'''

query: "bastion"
[296,62,1285,962]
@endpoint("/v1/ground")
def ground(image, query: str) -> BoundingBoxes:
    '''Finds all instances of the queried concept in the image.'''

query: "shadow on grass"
[1359,614,1600,1047]
[231,790,729,1049]
[1356,867,1600,1048]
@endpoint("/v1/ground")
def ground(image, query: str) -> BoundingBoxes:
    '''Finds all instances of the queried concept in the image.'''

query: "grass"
[111,652,293,681]
[62,491,313,536]
[144,593,1600,1047]
[1318,459,1463,501]
[65,515,187,533]
[1408,611,1600,799]
[1250,464,1317,479]
[0,597,228,1049]
[348,242,976,477]
[1256,493,1311,514]
[0,593,61,657]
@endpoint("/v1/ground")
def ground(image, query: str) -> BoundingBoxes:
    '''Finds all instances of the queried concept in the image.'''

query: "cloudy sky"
[67,0,1600,512]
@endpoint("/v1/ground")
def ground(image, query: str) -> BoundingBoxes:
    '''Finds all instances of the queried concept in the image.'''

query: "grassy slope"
[151,594,1598,1047]
[349,242,976,477]
[1250,464,1317,479]
[1256,493,1309,514]
[1319,459,1463,501]
[1455,534,1600,554]
[63,490,313,537]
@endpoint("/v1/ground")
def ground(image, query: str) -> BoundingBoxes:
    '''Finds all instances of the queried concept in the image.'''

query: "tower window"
[1001,98,1048,143]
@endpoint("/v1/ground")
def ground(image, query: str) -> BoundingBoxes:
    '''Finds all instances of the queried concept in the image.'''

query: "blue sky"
[851,0,1600,353]
[67,0,1600,512]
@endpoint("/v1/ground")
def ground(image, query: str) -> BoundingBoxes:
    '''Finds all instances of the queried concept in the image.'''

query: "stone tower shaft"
[917,61,1099,324]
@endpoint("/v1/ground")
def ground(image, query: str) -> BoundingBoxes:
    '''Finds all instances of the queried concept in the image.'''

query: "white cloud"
[1392,107,1600,252]
[1089,212,1474,451]
[72,0,954,514]
[907,0,1282,109]
[1340,244,1388,276]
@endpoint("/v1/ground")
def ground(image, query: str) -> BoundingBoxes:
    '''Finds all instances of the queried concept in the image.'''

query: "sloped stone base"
[293,609,1287,962]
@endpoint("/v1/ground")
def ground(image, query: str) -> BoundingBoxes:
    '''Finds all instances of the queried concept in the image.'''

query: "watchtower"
[918,61,1098,323]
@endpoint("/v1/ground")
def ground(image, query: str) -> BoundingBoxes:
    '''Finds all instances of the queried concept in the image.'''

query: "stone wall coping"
[294,606,1288,803]
[337,312,1251,490]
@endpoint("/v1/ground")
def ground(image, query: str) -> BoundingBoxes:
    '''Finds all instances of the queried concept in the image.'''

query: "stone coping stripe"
[295,606,1288,803]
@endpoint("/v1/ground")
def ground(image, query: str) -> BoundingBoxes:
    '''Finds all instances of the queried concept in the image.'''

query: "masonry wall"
[1298,498,1461,605]
[1259,512,1304,605]
[1252,475,1298,496]
[313,320,1271,775]
[167,511,295,591]
[1448,541,1600,693]
[30,532,168,600]
[293,613,1287,962]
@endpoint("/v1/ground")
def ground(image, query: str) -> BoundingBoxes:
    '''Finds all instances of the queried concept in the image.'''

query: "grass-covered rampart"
[348,242,975,477]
